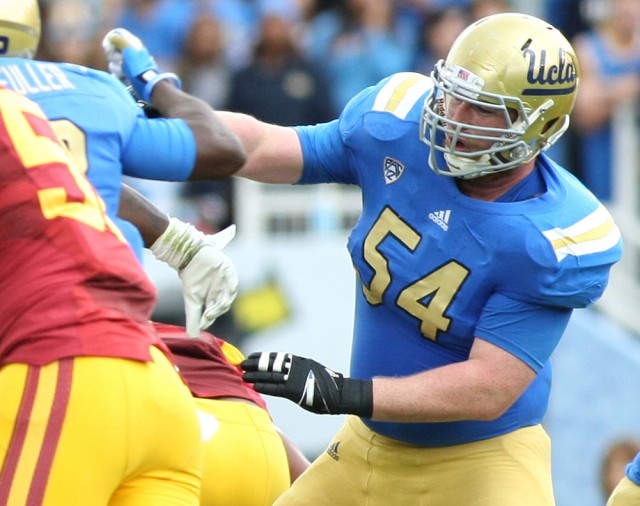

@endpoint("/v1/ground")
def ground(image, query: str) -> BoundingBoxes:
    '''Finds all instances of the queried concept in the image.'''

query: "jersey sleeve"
[536,203,622,308]
[475,293,572,371]
[61,65,198,182]
[296,74,397,185]
[121,116,196,181]
[503,201,622,310]
[296,72,432,186]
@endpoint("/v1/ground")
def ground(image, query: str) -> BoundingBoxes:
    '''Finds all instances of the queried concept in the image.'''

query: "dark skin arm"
[149,80,247,179]
[118,183,168,248]
[276,428,311,482]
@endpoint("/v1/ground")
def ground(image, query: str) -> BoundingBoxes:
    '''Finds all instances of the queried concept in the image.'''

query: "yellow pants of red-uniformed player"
[0,347,203,506]
[195,397,290,506]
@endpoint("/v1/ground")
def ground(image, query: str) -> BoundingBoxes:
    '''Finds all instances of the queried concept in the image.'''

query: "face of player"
[444,96,517,157]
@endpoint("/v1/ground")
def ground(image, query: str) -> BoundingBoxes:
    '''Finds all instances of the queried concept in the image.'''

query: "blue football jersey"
[0,58,197,260]
[296,72,623,446]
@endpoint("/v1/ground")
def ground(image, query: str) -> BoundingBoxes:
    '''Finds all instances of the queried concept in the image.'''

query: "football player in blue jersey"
[608,452,640,505]
[0,0,246,337]
[189,12,619,505]
[109,11,623,505]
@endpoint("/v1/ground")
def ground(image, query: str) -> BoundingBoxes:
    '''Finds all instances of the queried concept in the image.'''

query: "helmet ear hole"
[541,118,557,136]
[538,115,570,151]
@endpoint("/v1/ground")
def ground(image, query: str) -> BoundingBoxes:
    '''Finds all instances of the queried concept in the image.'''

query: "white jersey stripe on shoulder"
[552,232,621,262]
[372,72,432,119]
[542,204,621,261]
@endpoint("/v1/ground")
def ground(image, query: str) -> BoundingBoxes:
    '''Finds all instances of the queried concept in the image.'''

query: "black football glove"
[241,352,373,418]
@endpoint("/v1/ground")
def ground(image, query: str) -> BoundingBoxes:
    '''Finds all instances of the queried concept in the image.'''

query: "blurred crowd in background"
[33,0,640,235]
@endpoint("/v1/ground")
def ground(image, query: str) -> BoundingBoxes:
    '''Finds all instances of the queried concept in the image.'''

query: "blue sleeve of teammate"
[627,452,640,486]
[474,293,572,371]
[121,116,196,181]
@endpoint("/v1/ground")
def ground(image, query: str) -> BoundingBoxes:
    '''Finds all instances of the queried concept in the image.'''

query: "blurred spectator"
[113,0,196,73]
[178,12,231,109]
[176,10,235,236]
[469,0,511,20]
[208,0,262,71]
[412,6,469,76]
[114,0,198,222]
[303,0,418,111]
[538,0,587,173]
[544,0,590,40]
[571,0,640,201]
[601,439,640,499]
[38,0,105,66]
[227,11,336,126]
[206,8,337,235]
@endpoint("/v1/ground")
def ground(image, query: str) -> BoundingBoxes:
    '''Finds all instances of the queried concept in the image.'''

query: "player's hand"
[102,28,181,102]
[150,218,238,337]
[181,225,238,337]
[241,352,374,417]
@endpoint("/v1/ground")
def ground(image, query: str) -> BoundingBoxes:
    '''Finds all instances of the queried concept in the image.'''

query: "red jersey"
[153,322,267,409]
[0,87,163,365]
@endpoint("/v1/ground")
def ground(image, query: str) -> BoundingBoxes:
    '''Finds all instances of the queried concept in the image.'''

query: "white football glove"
[102,28,181,102]
[150,218,238,337]
[102,27,138,82]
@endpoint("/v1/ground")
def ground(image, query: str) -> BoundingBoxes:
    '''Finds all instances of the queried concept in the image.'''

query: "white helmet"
[420,13,579,178]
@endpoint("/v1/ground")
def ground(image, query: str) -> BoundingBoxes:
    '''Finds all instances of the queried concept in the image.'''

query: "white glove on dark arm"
[150,218,238,337]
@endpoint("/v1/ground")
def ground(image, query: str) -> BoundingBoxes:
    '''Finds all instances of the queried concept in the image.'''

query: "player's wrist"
[340,377,374,418]
[144,72,182,103]
[120,45,182,102]
[150,217,205,271]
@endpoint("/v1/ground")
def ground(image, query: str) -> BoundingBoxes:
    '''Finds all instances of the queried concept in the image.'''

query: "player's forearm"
[118,184,169,247]
[276,428,311,482]
[371,360,533,423]
[217,111,304,184]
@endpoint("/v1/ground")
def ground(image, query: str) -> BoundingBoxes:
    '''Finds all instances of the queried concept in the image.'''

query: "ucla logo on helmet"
[523,48,576,96]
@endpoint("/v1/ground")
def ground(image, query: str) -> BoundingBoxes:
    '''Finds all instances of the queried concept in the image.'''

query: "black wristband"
[341,378,374,418]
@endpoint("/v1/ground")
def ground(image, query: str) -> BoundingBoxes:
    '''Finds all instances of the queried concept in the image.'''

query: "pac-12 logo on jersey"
[383,157,404,184]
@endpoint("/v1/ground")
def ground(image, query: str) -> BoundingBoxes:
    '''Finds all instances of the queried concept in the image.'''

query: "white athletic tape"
[258,352,271,371]
[273,352,288,372]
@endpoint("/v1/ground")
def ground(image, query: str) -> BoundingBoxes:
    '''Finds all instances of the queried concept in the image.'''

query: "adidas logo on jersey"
[383,157,404,184]
[428,210,451,231]
[326,441,341,461]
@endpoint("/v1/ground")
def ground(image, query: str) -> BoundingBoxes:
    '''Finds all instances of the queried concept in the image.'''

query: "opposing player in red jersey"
[153,322,310,506]
[0,87,203,505]
[117,184,310,505]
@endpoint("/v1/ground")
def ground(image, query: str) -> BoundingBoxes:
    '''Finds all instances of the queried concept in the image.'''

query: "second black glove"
[241,352,373,418]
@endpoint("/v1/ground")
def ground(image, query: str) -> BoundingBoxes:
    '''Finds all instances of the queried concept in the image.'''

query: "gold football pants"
[0,347,203,506]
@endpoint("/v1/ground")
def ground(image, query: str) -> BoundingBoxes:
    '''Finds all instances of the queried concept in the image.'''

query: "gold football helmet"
[421,12,579,178]
[0,0,41,58]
